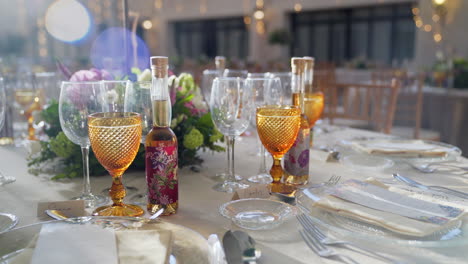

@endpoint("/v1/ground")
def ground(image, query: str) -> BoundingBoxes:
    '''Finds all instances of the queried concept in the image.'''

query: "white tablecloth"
[1,127,467,263]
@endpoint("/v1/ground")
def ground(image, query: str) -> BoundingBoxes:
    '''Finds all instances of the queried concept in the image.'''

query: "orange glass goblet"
[88,112,143,217]
[303,92,325,146]
[256,105,301,183]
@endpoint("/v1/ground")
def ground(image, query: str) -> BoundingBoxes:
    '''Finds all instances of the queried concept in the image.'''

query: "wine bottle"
[146,56,178,216]
[284,57,310,185]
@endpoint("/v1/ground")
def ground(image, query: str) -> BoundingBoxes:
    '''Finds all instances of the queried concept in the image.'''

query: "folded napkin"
[116,230,173,264]
[17,224,173,264]
[366,177,468,211]
[309,179,465,237]
[351,139,449,158]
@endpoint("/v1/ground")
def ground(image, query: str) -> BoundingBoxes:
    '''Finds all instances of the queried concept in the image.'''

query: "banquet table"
[1,126,468,263]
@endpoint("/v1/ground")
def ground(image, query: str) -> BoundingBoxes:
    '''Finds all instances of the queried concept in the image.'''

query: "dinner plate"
[340,139,462,162]
[0,217,211,264]
[296,186,468,249]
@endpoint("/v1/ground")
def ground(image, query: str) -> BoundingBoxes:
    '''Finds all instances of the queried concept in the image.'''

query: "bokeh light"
[142,20,153,30]
[90,27,150,77]
[45,0,91,43]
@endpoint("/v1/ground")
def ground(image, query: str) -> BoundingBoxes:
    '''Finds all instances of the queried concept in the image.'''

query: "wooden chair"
[328,79,400,134]
[372,70,440,141]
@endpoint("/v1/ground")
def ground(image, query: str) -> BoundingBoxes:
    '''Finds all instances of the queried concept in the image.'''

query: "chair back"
[329,79,400,134]
[372,70,424,138]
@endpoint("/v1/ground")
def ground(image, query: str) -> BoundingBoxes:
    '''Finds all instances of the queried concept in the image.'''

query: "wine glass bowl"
[88,112,143,217]
[256,105,301,183]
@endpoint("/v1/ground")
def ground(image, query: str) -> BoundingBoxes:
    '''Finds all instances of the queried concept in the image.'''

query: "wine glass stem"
[270,157,283,183]
[81,146,92,196]
[26,114,35,140]
[259,144,267,173]
[226,135,236,182]
[110,175,125,206]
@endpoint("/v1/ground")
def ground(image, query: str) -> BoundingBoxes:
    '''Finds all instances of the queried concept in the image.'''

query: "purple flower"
[298,150,310,168]
[69,68,113,82]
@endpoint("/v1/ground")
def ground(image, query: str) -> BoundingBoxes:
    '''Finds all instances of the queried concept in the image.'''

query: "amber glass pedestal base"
[93,203,144,217]
[269,182,297,196]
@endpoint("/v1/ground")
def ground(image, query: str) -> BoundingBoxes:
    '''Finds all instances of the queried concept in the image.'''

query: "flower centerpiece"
[28,66,224,179]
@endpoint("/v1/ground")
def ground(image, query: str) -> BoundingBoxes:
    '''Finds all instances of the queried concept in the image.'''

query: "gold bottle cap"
[150,56,168,78]
[291,57,305,75]
[303,57,315,70]
[215,56,226,70]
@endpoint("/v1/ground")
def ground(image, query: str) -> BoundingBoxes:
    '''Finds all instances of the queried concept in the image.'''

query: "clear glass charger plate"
[0,216,211,264]
[296,187,468,249]
[339,139,462,163]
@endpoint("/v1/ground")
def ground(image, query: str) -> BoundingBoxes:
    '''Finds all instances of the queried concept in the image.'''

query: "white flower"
[104,90,119,104]
[138,69,152,82]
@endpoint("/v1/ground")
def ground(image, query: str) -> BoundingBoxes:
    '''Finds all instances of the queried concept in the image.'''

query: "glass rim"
[61,81,101,84]
[245,76,280,81]
[88,112,141,119]
[214,76,243,82]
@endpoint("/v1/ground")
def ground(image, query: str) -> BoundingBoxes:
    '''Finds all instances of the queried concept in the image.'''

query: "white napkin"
[309,180,465,237]
[207,234,227,264]
[31,223,118,264]
[116,230,173,264]
[351,139,449,158]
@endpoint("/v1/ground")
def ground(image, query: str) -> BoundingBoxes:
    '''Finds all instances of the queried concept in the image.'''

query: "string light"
[433,0,446,5]
[253,10,264,20]
[294,3,302,12]
[424,24,432,32]
[155,0,163,9]
[244,16,251,25]
[432,14,440,22]
[433,33,442,42]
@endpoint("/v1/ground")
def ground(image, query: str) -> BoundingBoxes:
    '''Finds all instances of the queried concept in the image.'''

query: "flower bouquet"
[28,67,224,179]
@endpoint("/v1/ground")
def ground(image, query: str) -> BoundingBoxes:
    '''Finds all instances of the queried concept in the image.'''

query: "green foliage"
[27,73,224,179]
[453,58,468,89]
[268,29,291,46]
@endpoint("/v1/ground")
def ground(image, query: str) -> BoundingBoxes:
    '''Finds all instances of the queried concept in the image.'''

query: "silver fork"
[298,214,402,264]
[298,223,358,264]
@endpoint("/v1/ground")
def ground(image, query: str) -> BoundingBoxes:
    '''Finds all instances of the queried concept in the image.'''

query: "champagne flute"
[210,77,252,192]
[89,112,143,216]
[245,77,283,184]
[0,78,18,232]
[59,81,107,208]
[270,72,292,105]
[256,105,301,185]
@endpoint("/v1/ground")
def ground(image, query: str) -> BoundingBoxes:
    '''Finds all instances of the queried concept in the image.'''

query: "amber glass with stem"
[89,112,143,216]
[256,105,301,183]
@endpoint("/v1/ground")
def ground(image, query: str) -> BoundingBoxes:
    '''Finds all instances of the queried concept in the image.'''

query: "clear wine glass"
[210,77,252,192]
[90,80,143,216]
[0,77,18,233]
[126,81,152,206]
[245,76,283,184]
[59,81,108,208]
[269,72,292,105]
[201,69,220,105]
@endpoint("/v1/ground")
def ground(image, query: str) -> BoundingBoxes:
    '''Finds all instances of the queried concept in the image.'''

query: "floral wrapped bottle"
[146,56,178,215]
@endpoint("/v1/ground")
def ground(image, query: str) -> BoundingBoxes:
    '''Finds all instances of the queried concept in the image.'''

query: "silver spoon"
[392,173,468,199]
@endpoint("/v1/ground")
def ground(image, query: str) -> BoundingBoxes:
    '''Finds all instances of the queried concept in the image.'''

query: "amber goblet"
[256,105,301,183]
[88,112,143,217]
